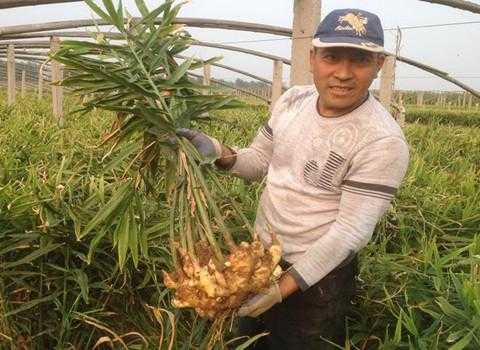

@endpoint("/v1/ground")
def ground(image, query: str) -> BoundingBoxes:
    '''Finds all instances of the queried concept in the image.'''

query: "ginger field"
[0,93,479,349]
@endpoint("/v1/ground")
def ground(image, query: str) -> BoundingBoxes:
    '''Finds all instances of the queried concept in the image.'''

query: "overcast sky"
[0,0,478,91]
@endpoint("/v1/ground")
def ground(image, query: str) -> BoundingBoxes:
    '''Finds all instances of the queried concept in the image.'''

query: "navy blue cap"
[312,9,385,53]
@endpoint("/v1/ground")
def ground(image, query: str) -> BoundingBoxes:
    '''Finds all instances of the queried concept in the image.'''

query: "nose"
[333,58,354,81]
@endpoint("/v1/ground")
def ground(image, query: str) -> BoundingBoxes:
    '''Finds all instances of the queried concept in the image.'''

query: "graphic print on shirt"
[303,151,346,191]
[302,121,359,192]
[327,122,358,156]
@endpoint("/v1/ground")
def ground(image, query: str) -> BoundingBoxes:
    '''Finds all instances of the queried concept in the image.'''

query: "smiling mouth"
[329,86,354,96]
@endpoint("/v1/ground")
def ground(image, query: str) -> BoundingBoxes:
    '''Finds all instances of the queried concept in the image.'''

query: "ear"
[309,48,315,73]
[376,54,386,72]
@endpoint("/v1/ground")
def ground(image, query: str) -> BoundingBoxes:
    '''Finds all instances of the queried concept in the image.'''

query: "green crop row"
[406,106,480,128]
[1,93,479,349]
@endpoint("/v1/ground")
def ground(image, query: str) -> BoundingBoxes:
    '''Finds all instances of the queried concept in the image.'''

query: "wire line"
[211,20,480,45]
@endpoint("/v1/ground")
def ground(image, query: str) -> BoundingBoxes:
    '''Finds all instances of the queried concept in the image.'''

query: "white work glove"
[238,282,282,318]
[176,128,223,163]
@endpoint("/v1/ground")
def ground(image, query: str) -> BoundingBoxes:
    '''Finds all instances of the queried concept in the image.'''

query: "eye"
[322,53,338,62]
[352,55,372,64]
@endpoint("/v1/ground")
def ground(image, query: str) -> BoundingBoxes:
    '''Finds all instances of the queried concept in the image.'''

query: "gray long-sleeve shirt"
[230,85,410,290]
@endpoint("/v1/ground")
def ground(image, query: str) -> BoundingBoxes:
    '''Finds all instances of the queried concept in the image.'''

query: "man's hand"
[176,128,237,169]
[237,272,300,318]
[176,128,222,163]
[238,282,282,318]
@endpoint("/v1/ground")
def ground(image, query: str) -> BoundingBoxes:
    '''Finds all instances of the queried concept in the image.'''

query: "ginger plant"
[52,0,282,319]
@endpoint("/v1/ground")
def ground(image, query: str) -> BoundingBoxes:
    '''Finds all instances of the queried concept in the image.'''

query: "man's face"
[310,47,385,117]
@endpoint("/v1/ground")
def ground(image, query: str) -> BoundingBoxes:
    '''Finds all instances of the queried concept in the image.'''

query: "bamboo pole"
[0,49,49,56]
[0,41,51,49]
[0,18,292,37]
[0,0,82,9]
[0,54,50,63]
[418,0,480,14]
[271,60,283,110]
[394,54,480,98]
[192,41,291,65]
[7,44,15,106]
[50,37,64,127]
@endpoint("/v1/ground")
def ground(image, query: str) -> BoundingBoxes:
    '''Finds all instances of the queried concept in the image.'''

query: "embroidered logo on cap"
[335,13,368,36]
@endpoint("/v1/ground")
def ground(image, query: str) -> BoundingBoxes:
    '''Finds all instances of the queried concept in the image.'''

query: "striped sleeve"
[260,122,273,141]
[341,180,397,201]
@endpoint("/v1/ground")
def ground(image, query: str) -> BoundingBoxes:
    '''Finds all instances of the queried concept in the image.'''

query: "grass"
[0,92,479,349]
[406,106,480,128]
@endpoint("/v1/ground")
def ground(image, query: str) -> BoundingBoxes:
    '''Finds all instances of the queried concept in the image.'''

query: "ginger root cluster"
[163,235,282,318]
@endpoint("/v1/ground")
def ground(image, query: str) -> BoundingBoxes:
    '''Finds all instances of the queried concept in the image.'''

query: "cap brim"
[312,37,384,53]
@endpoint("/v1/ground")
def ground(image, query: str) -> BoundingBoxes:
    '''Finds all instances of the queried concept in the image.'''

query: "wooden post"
[202,63,211,103]
[416,91,424,106]
[38,65,43,99]
[379,56,395,111]
[290,0,321,86]
[201,64,211,115]
[50,37,64,127]
[271,60,283,110]
[203,63,211,86]
[21,70,26,97]
[7,44,16,106]
[397,93,406,128]
[468,94,473,109]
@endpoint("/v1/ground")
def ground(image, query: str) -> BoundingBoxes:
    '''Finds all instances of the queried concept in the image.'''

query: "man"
[179,8,409,349]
